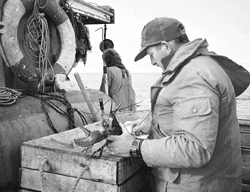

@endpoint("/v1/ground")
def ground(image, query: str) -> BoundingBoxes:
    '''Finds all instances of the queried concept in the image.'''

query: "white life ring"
[1,0,76,83]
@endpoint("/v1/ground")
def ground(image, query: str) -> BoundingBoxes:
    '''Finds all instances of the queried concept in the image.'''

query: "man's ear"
[161,41,171,50]
[165,40,178,54]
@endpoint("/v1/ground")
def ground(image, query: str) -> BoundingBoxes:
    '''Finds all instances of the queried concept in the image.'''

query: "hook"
[95,27,104,40]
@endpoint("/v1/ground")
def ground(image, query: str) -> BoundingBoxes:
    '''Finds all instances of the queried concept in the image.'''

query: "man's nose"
[152,62,157,66]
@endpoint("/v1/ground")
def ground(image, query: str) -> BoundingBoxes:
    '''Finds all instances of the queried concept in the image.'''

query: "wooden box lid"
[21,122,146,185]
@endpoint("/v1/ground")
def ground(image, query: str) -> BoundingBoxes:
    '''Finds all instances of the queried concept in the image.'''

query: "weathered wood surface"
[240,122,250,191]
[237,93,250,123]
[64,0,114,24]
[20,168,149,192]
[20,121,149,191]
[20,122,147,185]
[236,88,250,191]
[243,184,250,192]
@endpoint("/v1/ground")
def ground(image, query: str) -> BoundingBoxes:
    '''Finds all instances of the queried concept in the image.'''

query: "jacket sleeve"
[141,66,221,168]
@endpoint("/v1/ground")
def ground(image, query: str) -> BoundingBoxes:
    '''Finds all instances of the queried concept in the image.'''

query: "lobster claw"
[74,130,106,147]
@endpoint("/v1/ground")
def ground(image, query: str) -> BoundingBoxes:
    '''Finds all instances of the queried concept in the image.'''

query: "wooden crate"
[239,120,250,192]
[20,122,149,192]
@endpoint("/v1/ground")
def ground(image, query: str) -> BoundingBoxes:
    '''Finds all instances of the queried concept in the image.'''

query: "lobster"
[74,98,123,159]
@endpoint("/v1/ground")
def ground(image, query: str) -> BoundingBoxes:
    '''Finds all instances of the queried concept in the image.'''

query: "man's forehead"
[146,43,162,53]
[146,46,156,55]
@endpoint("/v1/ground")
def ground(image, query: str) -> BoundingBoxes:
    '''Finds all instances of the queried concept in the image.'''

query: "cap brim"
[134,46,147,62]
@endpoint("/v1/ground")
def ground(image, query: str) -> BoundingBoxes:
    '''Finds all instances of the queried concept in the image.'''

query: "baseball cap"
[134,17,185,62]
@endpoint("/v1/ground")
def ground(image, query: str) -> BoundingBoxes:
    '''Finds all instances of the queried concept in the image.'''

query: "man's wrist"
[129,138,144,158]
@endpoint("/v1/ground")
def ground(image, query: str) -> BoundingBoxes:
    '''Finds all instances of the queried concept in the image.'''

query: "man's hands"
[106,118,151,157]
[106,123,134,157]
[132,118,151,135]
[123,118,151,136]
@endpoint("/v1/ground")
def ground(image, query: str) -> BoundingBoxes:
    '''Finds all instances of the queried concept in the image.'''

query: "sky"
[71,0,250,74]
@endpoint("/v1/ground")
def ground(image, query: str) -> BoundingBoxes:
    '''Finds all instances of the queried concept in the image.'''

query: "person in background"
[106,17,250,191]
[100,48,136,112]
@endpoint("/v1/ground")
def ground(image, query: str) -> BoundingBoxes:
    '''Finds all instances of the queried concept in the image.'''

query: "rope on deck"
[0,87,21,106]
[39,159,48,192]
[28,90,88,133]
[39,158,88,192]
[70,165,89,192]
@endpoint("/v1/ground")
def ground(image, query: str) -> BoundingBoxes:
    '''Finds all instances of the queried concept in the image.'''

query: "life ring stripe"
[40,0,68,26]
[2,0,25,66]
[21,0,68,26]
[56,20,76,74]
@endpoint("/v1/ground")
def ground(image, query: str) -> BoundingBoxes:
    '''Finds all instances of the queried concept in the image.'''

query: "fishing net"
[61,0,92,64]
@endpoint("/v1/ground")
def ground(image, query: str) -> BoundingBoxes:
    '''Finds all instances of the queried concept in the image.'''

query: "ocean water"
[69,72,158,110]
[68,72,250,120]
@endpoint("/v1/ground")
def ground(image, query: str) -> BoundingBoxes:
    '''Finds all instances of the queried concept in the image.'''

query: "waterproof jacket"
[140,39,243,192]
[100,66,136,111]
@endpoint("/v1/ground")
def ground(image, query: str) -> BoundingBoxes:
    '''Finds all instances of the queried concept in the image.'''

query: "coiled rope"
[24,0,54,92]
[0,87,21,106]
[70,165,89,192]
[39,159,89,192]
[28,90,88,133]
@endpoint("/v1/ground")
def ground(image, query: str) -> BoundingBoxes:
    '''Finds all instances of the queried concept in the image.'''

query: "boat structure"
[0,0,250,192]
[0,0,124,191]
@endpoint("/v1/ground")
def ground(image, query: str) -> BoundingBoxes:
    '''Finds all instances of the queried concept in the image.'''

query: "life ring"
[1,0,76,83]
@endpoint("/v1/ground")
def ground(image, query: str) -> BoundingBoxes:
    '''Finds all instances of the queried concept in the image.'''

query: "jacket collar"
[161,38,209,83]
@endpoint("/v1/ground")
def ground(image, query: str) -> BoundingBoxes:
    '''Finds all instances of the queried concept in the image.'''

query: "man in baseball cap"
[106,17,247,192]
